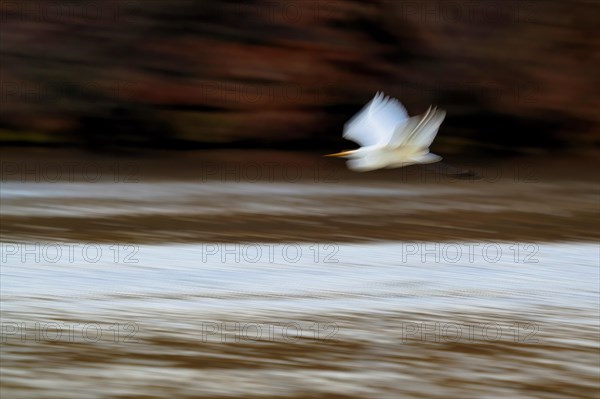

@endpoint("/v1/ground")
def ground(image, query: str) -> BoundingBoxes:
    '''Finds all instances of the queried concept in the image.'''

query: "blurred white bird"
[327,92,446,172]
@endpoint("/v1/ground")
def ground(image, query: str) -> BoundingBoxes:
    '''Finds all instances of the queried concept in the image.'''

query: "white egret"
[327,92,446,172]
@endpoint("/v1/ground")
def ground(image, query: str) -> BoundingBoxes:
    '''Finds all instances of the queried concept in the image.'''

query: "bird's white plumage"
[334,92,445,172]
[343,92,409,148]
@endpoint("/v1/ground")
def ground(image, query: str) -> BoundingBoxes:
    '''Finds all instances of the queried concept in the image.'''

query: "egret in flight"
[327,92,446,172]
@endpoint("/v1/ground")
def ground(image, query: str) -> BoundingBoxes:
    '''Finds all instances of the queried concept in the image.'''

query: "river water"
[1,161,599,398]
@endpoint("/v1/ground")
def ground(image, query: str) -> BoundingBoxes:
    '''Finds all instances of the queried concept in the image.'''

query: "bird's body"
[328,92,446,172]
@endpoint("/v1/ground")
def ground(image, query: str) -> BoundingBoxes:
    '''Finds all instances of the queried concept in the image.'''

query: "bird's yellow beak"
[324,150,354,157]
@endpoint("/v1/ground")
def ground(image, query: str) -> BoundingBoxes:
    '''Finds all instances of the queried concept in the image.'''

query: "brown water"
[1,150,599,398]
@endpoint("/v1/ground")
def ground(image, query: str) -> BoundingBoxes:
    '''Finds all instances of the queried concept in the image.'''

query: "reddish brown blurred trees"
[1,0,598,153]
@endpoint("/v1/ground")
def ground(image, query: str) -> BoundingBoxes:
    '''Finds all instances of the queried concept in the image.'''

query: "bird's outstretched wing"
[407,107,446,148]
[389,106,446,149]
[343,92,408,148]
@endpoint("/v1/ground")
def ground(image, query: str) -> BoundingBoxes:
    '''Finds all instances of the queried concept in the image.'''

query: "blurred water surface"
[1,241,599,398]
[1,175,599,398]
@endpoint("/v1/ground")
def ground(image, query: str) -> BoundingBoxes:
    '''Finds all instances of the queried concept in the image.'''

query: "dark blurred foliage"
[1,0,599,154]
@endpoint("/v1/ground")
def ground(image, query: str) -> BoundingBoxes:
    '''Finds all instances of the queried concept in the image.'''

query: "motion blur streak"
[1,242,598,398]
[1,0,599,397]
[1,159,599,398]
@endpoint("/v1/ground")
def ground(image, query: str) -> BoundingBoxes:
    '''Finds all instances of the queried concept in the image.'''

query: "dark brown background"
[1,0,599,155]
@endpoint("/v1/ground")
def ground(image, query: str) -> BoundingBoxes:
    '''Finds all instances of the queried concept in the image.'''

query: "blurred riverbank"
[1,149,599,243]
